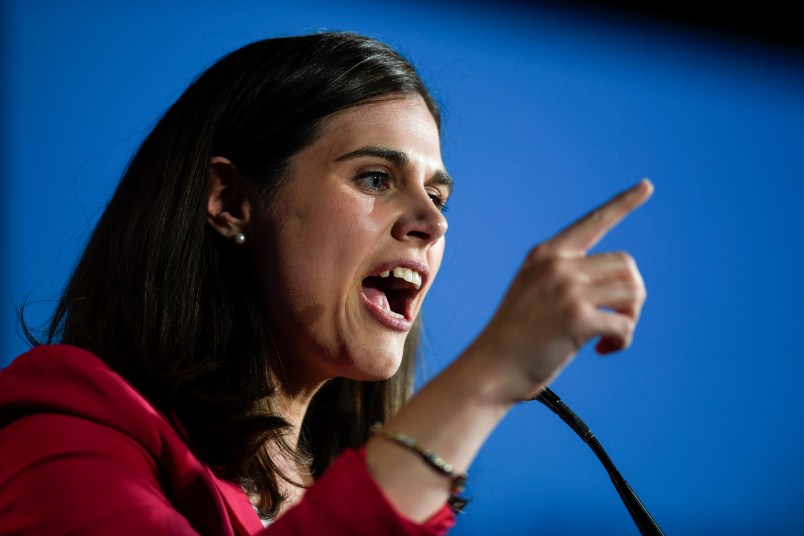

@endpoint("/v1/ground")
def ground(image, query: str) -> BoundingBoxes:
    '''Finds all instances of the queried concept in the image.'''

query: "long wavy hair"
[27,32,440,518]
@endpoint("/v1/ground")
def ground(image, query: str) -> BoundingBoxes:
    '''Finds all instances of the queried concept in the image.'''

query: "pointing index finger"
[549,179,653,254]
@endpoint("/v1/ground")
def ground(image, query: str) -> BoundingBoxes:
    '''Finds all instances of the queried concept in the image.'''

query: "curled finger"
[584,309,636,355]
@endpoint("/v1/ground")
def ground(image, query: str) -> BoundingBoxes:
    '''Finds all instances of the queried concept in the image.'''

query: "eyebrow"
[335,145,454,197]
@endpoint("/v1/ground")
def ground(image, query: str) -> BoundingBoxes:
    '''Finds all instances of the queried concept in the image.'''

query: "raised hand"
[365,180,653,521]
[467,179,653,403]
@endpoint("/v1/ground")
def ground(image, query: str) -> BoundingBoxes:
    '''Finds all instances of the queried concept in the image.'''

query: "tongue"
[363,284,390,311]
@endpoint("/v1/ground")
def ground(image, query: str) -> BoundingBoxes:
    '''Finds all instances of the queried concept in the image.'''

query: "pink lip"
[360,293,414,332]
[360,258,429,332]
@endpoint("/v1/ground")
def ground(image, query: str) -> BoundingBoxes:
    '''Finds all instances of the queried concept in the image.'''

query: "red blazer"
[0,345,454,535]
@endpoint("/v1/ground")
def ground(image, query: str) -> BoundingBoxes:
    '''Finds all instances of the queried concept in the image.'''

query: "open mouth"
[361,266,424,322]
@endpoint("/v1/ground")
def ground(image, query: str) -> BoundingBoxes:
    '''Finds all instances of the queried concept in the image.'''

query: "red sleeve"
[0,413,201,535]
[266,448,455,536]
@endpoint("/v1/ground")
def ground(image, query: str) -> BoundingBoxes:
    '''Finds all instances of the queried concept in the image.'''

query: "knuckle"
[565,299,591,324]
[616,252,645,300]
[623,318,636,335]
[527,243,549,263]
[635,282,647,303]
[539,256,567,279]
[623,278,644,299]
[613,251,635,268]
[613,319,635,349]
[622,327,635,349]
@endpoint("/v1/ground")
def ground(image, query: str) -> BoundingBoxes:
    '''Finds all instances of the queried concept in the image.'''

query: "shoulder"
[0,411,199,534]
[0,345,223,535]
[0,345,171,449]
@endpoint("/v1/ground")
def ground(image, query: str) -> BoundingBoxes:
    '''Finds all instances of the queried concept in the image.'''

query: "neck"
[273,381,322,450]
[262,376,327,517]
[270,346,336,450]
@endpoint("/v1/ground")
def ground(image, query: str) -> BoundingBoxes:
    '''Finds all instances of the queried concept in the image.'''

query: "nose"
[391,191,448,244]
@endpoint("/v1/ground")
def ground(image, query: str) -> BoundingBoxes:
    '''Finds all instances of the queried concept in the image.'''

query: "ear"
[206,156,252,242]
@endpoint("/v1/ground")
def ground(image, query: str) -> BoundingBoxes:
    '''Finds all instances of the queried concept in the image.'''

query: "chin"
[344,357,404,382]
[339,341,406,382]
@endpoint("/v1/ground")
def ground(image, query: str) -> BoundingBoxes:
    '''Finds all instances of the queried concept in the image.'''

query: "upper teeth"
[379,267,422,289]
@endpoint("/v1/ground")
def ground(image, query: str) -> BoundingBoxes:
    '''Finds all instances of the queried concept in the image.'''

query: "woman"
[0,32,651,534]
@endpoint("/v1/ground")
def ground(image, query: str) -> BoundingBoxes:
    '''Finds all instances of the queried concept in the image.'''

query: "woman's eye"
[428,191,449,213]
[357,171,389,192]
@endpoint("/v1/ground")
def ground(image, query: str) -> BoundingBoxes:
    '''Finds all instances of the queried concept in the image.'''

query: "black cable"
[533,387,664,535]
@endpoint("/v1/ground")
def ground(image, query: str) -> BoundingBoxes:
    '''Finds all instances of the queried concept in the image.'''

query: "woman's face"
[251,95,450,389]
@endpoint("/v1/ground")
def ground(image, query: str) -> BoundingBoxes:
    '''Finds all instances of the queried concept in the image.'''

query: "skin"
[249,96,449,396]
[207,94,653,520]
[366,178,652,520]
[208,95,450,510]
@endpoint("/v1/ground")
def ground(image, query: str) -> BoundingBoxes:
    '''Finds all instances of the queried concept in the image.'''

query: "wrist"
[455,338,543,409]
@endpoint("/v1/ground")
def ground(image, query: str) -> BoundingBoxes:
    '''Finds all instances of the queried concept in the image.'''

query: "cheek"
[428,238,446,278]
[312,190,382,238]
[414,238,446,307]
[270,195,384,307]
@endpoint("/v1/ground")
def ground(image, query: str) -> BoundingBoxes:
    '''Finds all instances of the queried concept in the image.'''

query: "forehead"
[314,95,442,162]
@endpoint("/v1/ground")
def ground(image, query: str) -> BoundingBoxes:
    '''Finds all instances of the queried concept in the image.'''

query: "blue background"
[3,1,803,534]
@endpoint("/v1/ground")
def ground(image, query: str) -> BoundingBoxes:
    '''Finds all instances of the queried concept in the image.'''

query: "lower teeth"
[385,309,405,319]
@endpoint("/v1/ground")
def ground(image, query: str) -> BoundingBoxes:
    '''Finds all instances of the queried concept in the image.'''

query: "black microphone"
[533,387,664,535]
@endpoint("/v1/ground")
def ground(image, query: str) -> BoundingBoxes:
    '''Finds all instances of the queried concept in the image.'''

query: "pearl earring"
[233,232,246,245]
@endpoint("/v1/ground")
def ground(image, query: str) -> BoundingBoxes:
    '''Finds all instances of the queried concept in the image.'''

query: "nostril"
[393,196,448,243]
[407,230,431,240]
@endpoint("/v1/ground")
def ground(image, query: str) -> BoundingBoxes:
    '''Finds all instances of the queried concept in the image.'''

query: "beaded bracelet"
[370,423,468,513]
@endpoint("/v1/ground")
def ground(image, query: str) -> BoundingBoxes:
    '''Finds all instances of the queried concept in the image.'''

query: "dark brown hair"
[30,32,439,518]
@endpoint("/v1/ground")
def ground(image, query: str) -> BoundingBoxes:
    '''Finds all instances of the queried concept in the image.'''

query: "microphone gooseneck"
[533,387,664,536]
